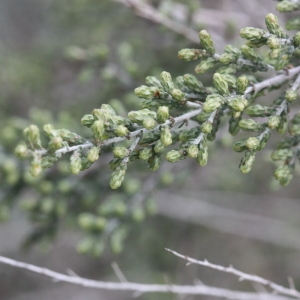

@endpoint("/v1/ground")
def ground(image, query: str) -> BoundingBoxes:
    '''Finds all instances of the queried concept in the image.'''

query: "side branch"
[165,248,300,299]
[0,255,293,300]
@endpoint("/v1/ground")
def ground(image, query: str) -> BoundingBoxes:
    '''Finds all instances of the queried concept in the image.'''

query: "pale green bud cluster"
[213,73,229,95]
[285,90,297,102]
[199,30,215,55]
[24,125,42,149]
[128,109,157,124]
[113,147,128,158]
[69,151,82,174]
[160,71,174,92]
[166,150,182,163]
[195,57,216,74]
[239,151,256,174]
[157,106,169,123]
[265,13,286,38]
[134,85,158,100]
[110,165,127,189]
[268,115,281,129]
[203,94,223,113]
[276,0,300,12]
[236,76,249,95]
[271,149,293,161]
[160,126,172,146]
[239,119,263,132]
[178,49,203,61]
[240,27,269,46]
[228,96,248,112]
[87,146,100,162]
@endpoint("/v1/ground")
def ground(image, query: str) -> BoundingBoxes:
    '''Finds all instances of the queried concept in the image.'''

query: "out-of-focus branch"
[113,0,199,43]
[0,255,293,300]
[165,248,300,299]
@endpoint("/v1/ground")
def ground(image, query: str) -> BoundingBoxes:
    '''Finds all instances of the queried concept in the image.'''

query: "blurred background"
[1,0,300,299]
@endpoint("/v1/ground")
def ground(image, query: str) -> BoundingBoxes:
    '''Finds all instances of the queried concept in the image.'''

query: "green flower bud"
[148,155,161,171]
[240,27,268,44]
[229,114,241,136]
[240,45,260,60]
[239,119,263,132]
[236,76,249,95]
[286,17,300,31]
[271,149,293,161]
[48,136,63,152]
[277,115,287,134]
[143,117,157,130]
[268,115,281,129]
[113,146,128,158]
[267,35,280,49]
[197,143,208,166]
[157,106,169,124]
[160,126,172,146]
[246,137,260,150]
[269,49,280,59]
[276,0,300,12]
[91,120,105,141]
[69,151,82,174]
[110,165,127,189]
[43,124,58,138]
[195,57,215,74]
[219,53,236,64]
[246,104,273,117]
[145,76,162,88]
[76,238,94,254]
[288,124,300,136]
[187,144,199,158]
[199,30,215,54]
[265,13,286,38]
[41,155,58,169]
[101,104,117,115]
[233,138,248,152]
[285,90,297,102]
[160,71,174,91]
[81,114,94,127]
[228,96,248,112]
[178,48,202,61]
[216,65,237,75]
[110,227,128,254]
[183,74,204,91]
[128,109,157,123]
[154,139,165,154]
[201,121,213,134]
[15,144,28,159]
[274,165,292,181]
[114,125,129,137]
[224,45,241,55]
[196,111,211,123]
[87,146,100,162]
[58,129,85,144]
[134,85,157,100]
[24,125,42,149]
[213,73,229,95]
[78,213,95,231]
[30,156,42,177]
[239,151,255,174]
[170,88,185,101]
[139,147,152,160]
[293,31,300,47]
[166,150,182,162]
[222,74,236,89]
[203,94,223,113]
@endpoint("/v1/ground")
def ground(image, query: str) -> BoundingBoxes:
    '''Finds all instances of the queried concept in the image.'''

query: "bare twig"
[0,255,293,300]
[165,248,300,299]
[113,0,199,43]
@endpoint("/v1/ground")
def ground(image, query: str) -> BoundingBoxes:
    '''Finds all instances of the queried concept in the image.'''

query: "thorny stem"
[0,255,293,300]
[165,248,300,299]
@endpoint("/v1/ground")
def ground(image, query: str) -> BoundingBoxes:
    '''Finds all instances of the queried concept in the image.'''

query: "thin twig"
[0,255,293,300]
[165,248,300,299]
[113,0,199,44]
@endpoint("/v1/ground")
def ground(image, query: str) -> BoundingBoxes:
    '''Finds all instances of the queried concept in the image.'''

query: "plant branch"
[113,0,199,44]
[0,255,293,300]
[165,248,300,299]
